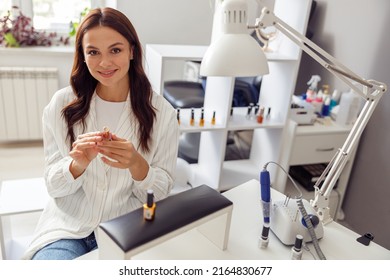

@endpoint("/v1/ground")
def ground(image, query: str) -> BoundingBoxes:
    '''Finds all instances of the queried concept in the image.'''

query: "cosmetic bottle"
[291,234,303,260]
[190,108,195,126]
[143,189,156,221]
[246,104,253,119]
[199,107,205,127]
[177,108,181,125]
[321,95,331,117]
[329,89,340,112]
[211,111,216,125]
[103,126,112,141]
[336,90,360,126]
[257,107,265,124]
[254,104,260,116]
[305,75,321,102]
[319,84,329,116]
[266,107,271,120]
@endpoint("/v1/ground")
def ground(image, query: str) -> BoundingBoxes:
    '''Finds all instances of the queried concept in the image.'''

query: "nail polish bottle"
[266,107,271,120]
[177,108,181,125]
[190,108,195,126]
[143,189,156,221]
[291,234,303,260]
[199,107,205,127]
[211,111,216,125]
[257,107,265,124]
[103,126,112,141]
[246,104,252,119]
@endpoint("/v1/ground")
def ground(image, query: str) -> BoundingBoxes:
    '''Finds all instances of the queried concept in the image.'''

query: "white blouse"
[23,86,179,259]
[95,92,126,133]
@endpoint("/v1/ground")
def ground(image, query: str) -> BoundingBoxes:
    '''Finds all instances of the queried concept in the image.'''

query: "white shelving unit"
[145,0,313,191]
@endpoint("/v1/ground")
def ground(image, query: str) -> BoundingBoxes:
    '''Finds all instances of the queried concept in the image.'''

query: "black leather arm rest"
[98,185,233,253]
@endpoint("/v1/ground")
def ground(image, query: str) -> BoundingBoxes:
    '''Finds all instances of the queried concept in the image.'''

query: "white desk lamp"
[200,0,387,247]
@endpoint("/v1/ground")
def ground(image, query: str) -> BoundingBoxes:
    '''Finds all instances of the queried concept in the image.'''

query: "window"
[0,0,13,18]
[1,0,116,35]
[32,0,91,32]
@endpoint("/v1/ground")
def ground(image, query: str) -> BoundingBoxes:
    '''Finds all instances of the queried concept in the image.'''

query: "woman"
[23,7,179,260]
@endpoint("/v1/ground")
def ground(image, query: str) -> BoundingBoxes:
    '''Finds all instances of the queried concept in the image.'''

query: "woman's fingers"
[73,135,102,146]
[72,141,98,150]
[77,131,104,139]
[98,140,136,169]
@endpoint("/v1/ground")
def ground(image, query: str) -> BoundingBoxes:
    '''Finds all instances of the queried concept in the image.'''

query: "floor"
[0,141,45,182]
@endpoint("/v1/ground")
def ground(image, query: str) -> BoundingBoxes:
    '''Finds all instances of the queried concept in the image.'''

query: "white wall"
[295,0,390,250]
[0,48,73,89]
[117,0,215,81]
[117,0,214,47]
[296,0,389,94]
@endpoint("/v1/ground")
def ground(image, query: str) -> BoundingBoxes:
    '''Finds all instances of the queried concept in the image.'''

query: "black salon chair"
[163,80,205,108]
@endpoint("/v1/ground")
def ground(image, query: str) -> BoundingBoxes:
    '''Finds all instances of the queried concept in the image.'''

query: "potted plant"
[0,6,69,47]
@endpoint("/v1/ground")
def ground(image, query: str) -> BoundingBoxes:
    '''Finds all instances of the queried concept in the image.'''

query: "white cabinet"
[145,0,313,191]
[277,119,357,220]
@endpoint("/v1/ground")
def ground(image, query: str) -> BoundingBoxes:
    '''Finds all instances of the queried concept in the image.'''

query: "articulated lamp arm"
[254,7,387,224]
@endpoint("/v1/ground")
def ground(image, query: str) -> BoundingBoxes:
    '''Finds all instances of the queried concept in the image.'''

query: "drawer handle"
[316,147,335,152]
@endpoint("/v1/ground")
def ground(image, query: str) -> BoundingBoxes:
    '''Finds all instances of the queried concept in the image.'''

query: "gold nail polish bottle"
[143,189,156,221]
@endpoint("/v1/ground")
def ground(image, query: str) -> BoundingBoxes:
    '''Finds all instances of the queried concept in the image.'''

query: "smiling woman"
[22,7,179,260]
[82,26,133,101]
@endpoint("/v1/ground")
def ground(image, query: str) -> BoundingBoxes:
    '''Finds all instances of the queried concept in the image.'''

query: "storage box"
[289,95,316,125]
[289,163,338,192]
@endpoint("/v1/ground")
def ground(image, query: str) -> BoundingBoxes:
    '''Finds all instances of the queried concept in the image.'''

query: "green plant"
[0,6,69,47]
[69,7,90,37]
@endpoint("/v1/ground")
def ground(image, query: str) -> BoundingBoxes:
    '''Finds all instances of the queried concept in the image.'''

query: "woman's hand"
[97,134,149,181]
[69,132,103,178]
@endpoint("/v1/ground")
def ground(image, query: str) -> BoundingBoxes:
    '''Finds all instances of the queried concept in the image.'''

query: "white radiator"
[0,67,58,141]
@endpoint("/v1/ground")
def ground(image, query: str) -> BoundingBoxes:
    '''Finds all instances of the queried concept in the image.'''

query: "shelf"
[146,43,297,63]
[177,107,224,133]
[146,44,207,60]
[227,107,284,130]
[145,0,313,191]
[178,107,284,133]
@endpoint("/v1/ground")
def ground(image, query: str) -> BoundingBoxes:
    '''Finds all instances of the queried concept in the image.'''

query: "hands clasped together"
[69,128,148,180]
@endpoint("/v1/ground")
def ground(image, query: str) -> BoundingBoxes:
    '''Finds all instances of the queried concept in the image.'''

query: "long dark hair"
[62,7,156,152]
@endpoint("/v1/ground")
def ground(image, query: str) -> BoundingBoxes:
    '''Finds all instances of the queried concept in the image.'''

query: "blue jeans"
[32,232,97,260]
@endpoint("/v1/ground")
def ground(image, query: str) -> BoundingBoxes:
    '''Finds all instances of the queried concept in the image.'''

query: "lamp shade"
[200,33,269,77]
[200,0,269,77]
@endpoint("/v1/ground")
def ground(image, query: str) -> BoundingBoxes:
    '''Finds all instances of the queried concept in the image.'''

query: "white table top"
[80,179,390,260]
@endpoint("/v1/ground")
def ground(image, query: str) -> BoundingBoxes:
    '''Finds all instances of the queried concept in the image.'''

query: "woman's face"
[82,26,132,90]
